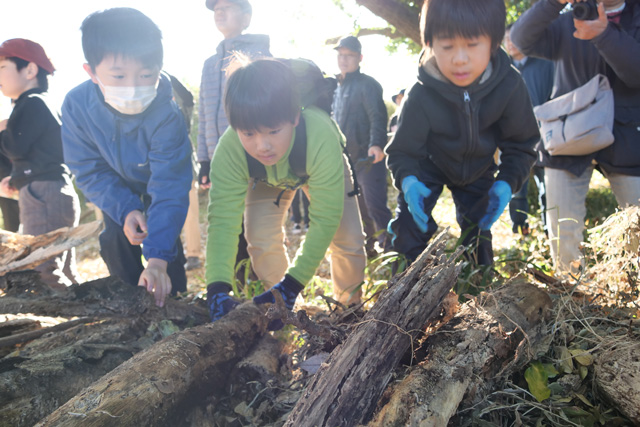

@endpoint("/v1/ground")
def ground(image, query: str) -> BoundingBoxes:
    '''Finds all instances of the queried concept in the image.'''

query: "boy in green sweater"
[205,58,366,329]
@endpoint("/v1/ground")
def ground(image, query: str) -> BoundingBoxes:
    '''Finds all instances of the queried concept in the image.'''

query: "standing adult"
[511,0,640,274]
[332,35,391,256]
[198,0,270,280]
[503,24,554,235]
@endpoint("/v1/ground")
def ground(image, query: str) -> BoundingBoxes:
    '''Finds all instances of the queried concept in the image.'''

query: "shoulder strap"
[245,115,308,183]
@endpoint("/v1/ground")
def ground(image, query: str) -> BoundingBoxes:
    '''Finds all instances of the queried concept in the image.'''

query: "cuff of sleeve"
[282,274,305,293]
[207,281,232,298]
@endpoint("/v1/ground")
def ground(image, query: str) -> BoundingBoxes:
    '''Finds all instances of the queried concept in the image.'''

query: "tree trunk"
[285,232,463,427]
[356,0,421,44]
[0,221,102,274]
[369,281,553,426]
[35,301,269,427]
[594,342,640,424]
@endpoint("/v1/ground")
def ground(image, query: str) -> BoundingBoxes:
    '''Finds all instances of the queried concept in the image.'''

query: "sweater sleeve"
[592,23,640,88]
[362,78,388,149]
[510,0,567,60]
[197,58,213,163]
[205,128,250,285]
[286,113,345,286]
[0,97,49,162]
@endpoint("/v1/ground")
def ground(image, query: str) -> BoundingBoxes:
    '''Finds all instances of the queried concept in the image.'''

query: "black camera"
[572,0,599,21]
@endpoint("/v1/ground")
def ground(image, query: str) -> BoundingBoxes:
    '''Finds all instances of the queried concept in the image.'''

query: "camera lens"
[572,1,598,20]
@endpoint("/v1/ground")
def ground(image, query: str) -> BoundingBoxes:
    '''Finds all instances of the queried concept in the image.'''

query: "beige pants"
[184,181,202,258]
[243,162,366,305]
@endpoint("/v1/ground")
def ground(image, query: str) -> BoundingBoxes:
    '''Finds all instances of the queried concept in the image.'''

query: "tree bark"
[35,301,269,427]
[355,0,421,44]
[369,281,553,426]
[0,221,102,274]
[285,232,463,427]
[594,342,640,424]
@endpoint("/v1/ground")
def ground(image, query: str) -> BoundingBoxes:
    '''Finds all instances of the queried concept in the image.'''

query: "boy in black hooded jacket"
[385,0,539,264]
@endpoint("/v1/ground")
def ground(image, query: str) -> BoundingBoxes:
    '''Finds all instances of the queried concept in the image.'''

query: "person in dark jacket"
[62,9,193,307]
[332,35,392,255]
[386,0,539,265]
[504,25,555,235]
[511,0,640,275]
[0,38,80,287]
[0,152,19,232]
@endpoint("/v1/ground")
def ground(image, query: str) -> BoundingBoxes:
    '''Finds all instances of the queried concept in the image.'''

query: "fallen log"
[285,232,463,427]
[370,281,553,426]
[35,301,269,427]
[0,316,94,348]
[594,341,640,424]
[0,221,102,275]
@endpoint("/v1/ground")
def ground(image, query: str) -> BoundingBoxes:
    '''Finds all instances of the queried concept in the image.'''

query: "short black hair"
[81,8,163,70]
[421,0,506,52]
[224,57,300,132]
[8,57,49,91]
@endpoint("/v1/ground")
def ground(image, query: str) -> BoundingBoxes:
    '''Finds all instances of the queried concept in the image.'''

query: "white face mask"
[97,78,158,115]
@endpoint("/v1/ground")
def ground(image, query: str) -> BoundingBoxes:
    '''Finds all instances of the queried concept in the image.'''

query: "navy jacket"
[61,72,192,262]
[332,68,388,160]
[511,0,640,176]
[386,48,538,194]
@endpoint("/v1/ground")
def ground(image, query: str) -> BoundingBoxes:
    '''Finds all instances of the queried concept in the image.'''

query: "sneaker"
[185,256,201,271]
[303,223,309,232]
[292,223,302,234]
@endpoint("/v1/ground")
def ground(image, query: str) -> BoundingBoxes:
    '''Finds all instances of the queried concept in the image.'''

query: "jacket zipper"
[463,90,473,183]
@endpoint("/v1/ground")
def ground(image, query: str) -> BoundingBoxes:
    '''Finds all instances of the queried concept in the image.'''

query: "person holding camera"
[511,0,640,276]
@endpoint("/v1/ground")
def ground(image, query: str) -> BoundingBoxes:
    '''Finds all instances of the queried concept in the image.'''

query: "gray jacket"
[197,34,271,163]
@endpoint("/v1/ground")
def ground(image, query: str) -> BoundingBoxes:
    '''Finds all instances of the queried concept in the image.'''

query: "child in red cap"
[0,38,81,288]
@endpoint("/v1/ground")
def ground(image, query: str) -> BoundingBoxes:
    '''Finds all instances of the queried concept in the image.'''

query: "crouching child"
[205,58,366,329]
[386,0,539,265]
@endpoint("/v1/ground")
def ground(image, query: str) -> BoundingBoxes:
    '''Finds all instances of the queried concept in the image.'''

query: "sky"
[0,0,420,116]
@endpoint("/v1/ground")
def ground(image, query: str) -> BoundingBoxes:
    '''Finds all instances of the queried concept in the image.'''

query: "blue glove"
[478,180,512,231]
[253,275,304,331]
[207,282,240,322]
[401,175,432,233]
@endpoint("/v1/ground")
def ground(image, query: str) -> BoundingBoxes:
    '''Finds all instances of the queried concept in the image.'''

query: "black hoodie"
[385,48,539,194]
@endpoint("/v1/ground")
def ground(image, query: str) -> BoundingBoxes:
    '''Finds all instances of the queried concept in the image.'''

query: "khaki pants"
[243,161,366,305]
[184,180,201,258]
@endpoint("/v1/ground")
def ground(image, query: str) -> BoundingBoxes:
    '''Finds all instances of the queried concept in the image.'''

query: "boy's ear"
[241,12,251,31]
[293,110,301,127]
[24,62,39,80]
[83,63,99,84]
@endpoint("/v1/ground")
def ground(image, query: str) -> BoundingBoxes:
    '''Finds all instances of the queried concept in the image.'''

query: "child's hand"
[368,146,386,164]
[0,176,18,199]
[138,258,171,307]
[479,180,512,231]
[123,210,148,246]
[401,175,431,233]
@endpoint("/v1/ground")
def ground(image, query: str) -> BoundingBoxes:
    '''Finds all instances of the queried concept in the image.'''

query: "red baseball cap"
[0,38,55,74]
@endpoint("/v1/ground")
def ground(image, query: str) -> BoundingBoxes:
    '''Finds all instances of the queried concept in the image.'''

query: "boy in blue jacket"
[386,0,539,265]
[61,8,193,307]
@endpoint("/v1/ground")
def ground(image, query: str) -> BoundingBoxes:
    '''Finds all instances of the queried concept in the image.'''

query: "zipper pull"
[463,91,470,103]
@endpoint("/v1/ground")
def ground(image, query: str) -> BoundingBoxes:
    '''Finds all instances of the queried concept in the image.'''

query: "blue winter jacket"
[61,72,192,262]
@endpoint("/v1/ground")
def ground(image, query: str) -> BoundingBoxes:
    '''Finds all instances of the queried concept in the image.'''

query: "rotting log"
[285,232,463,427]
[369,281,553,426]
[0,221,102,274]
[35,301,269,427]
[594,342,640,424]
[233,334,283,385]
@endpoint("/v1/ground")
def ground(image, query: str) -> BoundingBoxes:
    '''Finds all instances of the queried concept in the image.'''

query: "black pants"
[0,196,19,232]
[388,166,495,266]
[99,213,186,294]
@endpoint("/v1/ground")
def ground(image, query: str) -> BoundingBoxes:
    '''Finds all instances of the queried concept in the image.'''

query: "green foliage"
[585,186,618,226]
[505,0,534,25]
[231,258,267,300]
[524,361,557,402]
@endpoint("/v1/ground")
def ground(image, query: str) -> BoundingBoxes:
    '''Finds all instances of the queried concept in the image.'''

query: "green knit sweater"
[205,106,347,287]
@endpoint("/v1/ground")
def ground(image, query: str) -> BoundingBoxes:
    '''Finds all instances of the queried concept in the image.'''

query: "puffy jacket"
[511,0,640,177]
[386,48,538,194]
[332,68,388,160]
[61,72,192,262]
[0,88,70,189]
[197,34,271,163]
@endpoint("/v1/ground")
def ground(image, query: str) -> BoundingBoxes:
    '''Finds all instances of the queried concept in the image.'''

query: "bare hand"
[573,2,608,40]
[0,119,7,132]
[0,176,17,199]
[123,210,148,246]
[368,146,386,164]
[199,176,211,190]
[138,258,171,307]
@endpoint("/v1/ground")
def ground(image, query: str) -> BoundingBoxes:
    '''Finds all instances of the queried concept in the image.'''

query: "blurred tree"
[334,0,536,51]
